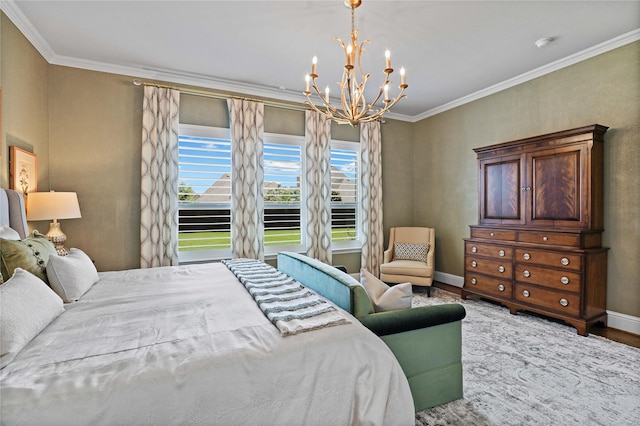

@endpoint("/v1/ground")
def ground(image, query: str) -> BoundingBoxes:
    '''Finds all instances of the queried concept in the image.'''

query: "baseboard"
[606,310,640,335]
[434,271,640,336]
[434,271,464,288]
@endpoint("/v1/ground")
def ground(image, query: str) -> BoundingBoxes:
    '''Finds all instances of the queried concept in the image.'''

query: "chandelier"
[304,0,407,126]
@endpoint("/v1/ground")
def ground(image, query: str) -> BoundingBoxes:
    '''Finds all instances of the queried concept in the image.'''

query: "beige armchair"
[380,227,435,292]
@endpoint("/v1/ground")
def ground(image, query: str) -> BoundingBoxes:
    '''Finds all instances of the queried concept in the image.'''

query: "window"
[331,141,360,250]
[263,133,305,254]
[178,124,232,262]
[177,125,361,261]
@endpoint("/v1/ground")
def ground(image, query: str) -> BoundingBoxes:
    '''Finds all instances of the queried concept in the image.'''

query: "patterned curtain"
[228,99,265,260]
[360,121,384,276]
[140,86,180,268]
[304,110,333,264]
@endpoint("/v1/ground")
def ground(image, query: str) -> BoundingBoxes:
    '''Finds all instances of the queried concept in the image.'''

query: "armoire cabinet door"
[479,154,525,225]
[526,144,589,228]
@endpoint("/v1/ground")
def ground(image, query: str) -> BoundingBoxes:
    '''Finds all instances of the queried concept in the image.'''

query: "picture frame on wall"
[9,146,38,195]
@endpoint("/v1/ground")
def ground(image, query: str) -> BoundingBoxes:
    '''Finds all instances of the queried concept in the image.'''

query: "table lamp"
[27,191,81,256]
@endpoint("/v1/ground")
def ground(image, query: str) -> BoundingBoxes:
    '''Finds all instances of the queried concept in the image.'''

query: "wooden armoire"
[462,124,608,336]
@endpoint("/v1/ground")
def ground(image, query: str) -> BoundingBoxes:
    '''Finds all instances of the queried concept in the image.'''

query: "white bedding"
[0,263,414,425]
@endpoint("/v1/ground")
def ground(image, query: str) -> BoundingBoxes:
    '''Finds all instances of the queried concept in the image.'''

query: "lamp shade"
[26,191,82,221]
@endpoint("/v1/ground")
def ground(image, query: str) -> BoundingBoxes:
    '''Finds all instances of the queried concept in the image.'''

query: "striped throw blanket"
[223,258,350,336]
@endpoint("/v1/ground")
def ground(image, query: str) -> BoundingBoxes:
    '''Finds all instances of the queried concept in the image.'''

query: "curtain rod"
[132,79,307,113]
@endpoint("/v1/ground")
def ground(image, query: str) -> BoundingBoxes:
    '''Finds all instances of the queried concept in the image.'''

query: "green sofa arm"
[357,303,466,336]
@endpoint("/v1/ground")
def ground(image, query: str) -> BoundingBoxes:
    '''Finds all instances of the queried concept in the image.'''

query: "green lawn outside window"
[179,228,356,251]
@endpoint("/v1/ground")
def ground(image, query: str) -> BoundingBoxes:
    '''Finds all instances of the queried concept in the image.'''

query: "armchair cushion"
[360,269,412,312]
[393,242,430,263]
[380,260,433,277]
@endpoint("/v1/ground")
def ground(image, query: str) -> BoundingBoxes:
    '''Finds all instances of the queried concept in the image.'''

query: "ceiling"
[4,1,640,121]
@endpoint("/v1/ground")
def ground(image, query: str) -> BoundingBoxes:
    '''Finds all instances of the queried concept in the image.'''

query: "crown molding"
[0,0,56,60]
[414,28,640,122]
[2,0,637,124]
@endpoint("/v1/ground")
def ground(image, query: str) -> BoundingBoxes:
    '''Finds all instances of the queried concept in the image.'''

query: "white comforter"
[0,263,414,425]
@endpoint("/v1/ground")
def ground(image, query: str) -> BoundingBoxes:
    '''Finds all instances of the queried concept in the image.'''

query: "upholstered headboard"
[0,188,29,239]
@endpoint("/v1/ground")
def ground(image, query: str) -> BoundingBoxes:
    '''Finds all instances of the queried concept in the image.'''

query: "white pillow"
[360,268,412,312]
[0,268,64,369]
[0,224,21,241]
[46,248,99,303]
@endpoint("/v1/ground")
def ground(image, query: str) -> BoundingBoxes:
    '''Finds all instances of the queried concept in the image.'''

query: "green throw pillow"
[0,231,57,284]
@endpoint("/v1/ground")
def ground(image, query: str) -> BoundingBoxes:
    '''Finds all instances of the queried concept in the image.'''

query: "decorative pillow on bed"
[0,225,21,241]
[0,231,57,284]
[46,248,99,302]
[393,242,430,263]
[0,268,64,369]
[0,227,21,284]
[360,269,412,312]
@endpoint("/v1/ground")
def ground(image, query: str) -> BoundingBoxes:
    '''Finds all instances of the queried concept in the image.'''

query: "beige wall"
[47,67,143,271]
[2,14,637,317]
[413,41,640,317]
[1,14,49,191]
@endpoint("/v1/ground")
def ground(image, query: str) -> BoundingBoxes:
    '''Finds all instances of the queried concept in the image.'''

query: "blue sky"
[179,135,357,195]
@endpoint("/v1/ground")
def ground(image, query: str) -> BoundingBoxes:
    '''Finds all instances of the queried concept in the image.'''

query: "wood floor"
[432,282,640,349]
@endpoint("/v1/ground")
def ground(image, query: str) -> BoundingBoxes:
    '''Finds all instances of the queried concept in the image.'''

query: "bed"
[0,188,415,425]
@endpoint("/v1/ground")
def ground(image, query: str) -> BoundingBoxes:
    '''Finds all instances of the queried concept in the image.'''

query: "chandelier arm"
[367,82,387,110]
[310,83,340,115]
[356,74,370,115]
[371,88,407,116]
[307,97,341,121]
[341,73,352,117]
[356,40,370,78]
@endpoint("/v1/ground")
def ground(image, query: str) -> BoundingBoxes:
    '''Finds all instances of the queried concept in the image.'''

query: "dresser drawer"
[515,264,581,293]
[515,283,580,317]
[471,228,517,241]
[515,249,582,271]
[517,231,580,247]
[466,241,513,259]
[465,273,512,298]
[466,256,512,278]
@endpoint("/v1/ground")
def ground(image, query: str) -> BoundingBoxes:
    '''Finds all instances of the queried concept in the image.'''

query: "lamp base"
[46,222,69,256]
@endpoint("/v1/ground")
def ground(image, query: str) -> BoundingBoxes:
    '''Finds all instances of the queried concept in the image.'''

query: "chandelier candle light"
[304,0,407,126]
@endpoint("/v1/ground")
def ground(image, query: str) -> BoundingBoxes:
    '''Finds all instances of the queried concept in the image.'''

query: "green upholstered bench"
[277,252,466,411]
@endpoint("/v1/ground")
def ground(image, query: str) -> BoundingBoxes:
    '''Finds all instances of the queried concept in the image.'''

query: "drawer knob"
[490,232,494,237]
[498,265,505,273]
[560,276,570,285]
[522,290,530,297]
[498,249,505,257]
[523,253,531,260]
[561,257,570,266]
[471,278,477,285]
[543,236,548,241]
[471,246,477,253]
[498,284,505,292]
[559,298,569,307]
[523,270,531,278]
[471,261,477,268]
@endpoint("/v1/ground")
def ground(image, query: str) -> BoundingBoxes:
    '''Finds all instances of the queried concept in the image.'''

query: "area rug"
[412,287,640,426]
